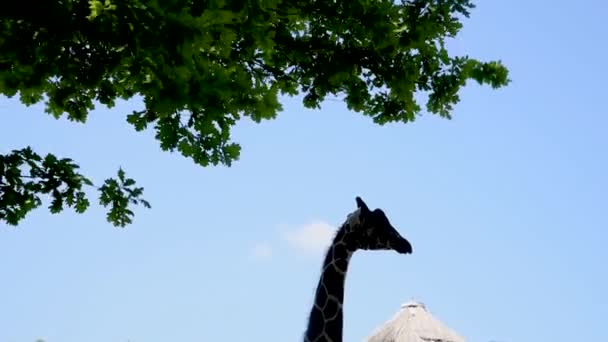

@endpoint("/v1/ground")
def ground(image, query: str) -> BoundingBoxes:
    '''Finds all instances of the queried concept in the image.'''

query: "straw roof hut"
[366,300,465,342]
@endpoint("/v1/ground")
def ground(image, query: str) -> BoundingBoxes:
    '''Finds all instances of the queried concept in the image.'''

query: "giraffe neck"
[304,227,353,342]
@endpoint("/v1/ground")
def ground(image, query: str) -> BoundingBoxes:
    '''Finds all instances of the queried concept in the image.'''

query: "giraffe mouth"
[394,237,413,254]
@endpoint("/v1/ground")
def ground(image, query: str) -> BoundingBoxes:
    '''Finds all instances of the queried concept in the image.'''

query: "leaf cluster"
[1,0,509,226]
[0,147,150,227]
[2,0,509,167]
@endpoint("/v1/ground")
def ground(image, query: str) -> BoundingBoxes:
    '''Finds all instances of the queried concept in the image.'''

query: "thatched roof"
[366,301,465,342]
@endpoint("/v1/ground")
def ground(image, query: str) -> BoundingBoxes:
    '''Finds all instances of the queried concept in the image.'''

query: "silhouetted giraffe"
[303,196,413,342]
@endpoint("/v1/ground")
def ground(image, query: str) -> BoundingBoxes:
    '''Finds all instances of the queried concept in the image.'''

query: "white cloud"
[250,242,273,261]
[282,221,336,257]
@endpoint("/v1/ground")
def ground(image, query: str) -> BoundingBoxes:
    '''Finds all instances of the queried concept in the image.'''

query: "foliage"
[0,0,509,226]
[0,147,150,226]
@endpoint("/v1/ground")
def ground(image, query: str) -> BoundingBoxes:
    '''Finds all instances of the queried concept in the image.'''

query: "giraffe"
[303,196,413,342]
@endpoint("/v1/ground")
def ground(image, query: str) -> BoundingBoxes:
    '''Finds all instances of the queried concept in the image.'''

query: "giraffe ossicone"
[303,196,412,342]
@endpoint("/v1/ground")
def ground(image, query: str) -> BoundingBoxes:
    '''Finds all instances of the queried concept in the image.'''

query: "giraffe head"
[343,196,412,254]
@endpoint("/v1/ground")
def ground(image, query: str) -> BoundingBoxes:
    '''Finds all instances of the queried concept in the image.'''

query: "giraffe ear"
[355,196,370,214]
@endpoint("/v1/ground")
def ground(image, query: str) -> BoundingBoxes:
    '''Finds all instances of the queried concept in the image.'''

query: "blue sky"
[1,1,607,342]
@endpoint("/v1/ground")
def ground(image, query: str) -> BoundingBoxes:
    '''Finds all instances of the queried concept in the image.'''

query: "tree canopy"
[0,0,509,226]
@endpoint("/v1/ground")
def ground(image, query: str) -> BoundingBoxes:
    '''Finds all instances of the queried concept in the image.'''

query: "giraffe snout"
[394,237,413,254]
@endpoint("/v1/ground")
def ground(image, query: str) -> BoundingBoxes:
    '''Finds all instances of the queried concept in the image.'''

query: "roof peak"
[367,299,466,342]
[401,299,426,309]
